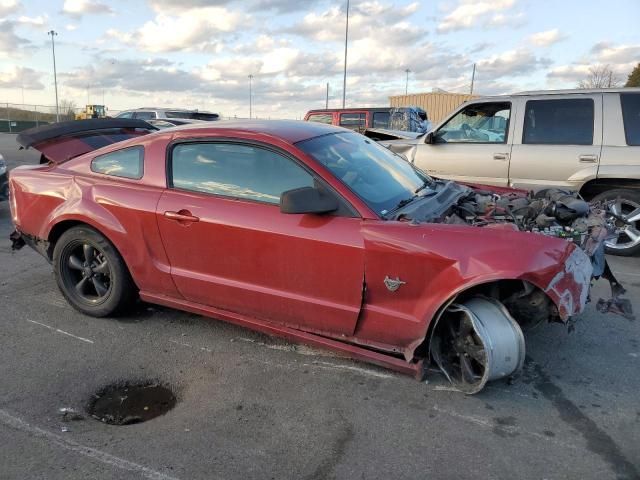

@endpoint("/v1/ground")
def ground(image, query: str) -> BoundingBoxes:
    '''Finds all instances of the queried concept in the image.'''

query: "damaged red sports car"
[8,119,629,394]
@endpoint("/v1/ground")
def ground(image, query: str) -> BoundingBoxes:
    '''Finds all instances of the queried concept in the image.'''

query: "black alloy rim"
[61,241,112,304]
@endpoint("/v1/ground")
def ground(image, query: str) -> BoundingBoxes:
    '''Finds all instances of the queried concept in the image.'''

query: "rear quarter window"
[523,99,594,145]
[620,93,640,146]
[91,146,144,179]
[307,113,333,124]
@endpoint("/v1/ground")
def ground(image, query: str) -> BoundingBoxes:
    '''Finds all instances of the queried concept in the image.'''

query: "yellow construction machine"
[75,105,107,120]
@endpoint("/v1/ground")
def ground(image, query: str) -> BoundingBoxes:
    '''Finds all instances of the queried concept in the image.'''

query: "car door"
[156,140,365,336]
[412,101,513,186]
[508,94,603,191]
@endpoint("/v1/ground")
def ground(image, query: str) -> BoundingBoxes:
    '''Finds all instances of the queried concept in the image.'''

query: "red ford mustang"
[9,119,600,393]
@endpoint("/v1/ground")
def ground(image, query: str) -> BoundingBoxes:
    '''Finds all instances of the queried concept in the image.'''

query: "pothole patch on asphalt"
[87,381,176,425]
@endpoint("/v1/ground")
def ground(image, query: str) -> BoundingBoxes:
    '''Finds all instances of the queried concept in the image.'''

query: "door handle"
[493,153,509,160]
[164,210,200,223]
[579,154,598,163]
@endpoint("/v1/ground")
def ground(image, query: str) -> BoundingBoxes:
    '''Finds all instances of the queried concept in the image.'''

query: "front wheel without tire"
[591,189,640,257]
[53,226,136,317]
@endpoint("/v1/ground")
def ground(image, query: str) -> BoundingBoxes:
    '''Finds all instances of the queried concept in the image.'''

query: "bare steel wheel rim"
[61,240,113,305]
[605,198,640,251]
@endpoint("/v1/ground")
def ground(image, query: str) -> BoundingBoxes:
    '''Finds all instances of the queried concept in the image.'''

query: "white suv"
[385,88,640,255]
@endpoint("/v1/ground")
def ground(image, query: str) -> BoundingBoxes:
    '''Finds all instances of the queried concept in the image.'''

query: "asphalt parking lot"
[0,133,639,480]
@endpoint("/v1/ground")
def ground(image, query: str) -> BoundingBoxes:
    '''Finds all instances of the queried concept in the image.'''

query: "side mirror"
[425,132,434,144]
[280,186,339,215]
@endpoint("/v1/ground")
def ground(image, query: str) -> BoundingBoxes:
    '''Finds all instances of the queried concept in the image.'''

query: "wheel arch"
[410,278,558,362]
[579,178,640,200]
[45,218,139,289]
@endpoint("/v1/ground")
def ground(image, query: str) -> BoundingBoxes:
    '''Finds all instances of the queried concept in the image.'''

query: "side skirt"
[140,291,424,379]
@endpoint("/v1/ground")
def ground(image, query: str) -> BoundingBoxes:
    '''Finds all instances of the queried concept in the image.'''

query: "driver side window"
[435,102,511,144]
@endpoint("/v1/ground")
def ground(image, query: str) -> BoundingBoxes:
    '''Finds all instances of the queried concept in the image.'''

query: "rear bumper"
[10,229,51,261]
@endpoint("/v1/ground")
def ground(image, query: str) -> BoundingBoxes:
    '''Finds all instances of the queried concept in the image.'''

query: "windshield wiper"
[414,180,432,194]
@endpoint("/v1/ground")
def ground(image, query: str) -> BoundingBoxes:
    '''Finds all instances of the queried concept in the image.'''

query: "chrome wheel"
[605,198,640,252]
[430,297,525,394]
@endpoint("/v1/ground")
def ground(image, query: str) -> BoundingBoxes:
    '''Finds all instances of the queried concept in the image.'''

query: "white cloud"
[65,24,77,31]
[0,0,20,16]
[0,65,45,89]
[62,0,112,18]
[437,0,516,33]
[547,42,640,85]
[106,6,243,53]
[476,48,551,77]
[0,20,32,58]
[529,29,566,47]
[289,1,423,44]
[16,15,46,26]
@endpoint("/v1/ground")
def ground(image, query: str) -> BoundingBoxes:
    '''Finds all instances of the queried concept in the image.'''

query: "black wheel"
[592,189,640,257]
[53,226,136,317]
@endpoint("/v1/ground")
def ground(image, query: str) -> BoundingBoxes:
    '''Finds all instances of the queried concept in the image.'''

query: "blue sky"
[0,0,639,118]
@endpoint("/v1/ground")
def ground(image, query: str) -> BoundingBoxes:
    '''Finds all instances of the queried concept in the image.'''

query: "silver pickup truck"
[383,88,640,256]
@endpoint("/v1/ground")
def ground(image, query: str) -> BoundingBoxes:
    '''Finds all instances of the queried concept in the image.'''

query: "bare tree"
[59,99,77,120]
[577,64,621,89]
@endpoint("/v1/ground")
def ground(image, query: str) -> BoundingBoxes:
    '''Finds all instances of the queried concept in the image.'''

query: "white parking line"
[26,319,94,344]
[0,408,182,480]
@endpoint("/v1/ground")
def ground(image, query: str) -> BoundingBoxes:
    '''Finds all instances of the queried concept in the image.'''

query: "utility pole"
[248,74,254,119]
[48,30,59,122]
[470,63,476,95]
[325,82,329,109]
[405,68,411,95]
[342,0,350,108]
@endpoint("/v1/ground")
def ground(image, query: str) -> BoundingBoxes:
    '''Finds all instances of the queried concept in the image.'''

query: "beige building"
[389,92,478,123]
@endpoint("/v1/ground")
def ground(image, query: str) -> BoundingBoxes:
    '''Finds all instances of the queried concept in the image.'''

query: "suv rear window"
[91,146,144,179]
[620,93,640,146]
[339,113,366,131]
[165,111,219,121]
[373,112,390,128]
[523,99,594,145]
[133,111,156,120]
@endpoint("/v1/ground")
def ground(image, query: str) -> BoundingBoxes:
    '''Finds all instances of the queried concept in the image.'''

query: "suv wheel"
[592,189,640,257]
[53,226,136,316]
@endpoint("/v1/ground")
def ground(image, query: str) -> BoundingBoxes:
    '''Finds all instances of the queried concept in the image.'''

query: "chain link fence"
[0,103,88,133]
[1,103,268,133]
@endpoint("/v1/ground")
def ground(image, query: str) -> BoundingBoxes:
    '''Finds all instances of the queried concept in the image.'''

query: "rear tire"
[591,189,640,257]
[53,226,136,317]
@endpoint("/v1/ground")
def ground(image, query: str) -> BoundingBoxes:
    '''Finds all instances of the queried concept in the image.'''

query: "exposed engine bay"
[394,182,634,321]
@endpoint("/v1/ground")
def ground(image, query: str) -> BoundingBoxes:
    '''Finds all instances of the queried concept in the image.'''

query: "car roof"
[473,87,640,100]
[164,119,347,144]
[121,107,217,113]
[306,107,392,113]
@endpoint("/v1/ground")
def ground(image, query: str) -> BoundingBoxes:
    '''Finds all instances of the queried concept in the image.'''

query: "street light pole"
[325,82,329,109]
[248,74,254,119]
[404,68,411,95]
[47,30,59,122]
[470,63,476,95]
[342,0,350,108]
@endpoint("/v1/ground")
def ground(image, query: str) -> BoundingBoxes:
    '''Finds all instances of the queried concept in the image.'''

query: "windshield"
[296,132,431,216]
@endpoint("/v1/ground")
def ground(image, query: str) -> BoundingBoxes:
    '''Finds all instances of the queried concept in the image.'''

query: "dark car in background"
[0,154,7,200]
[115,108,220,122]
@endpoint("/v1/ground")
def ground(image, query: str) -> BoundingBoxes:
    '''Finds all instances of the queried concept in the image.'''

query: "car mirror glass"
[280,186,339,215]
